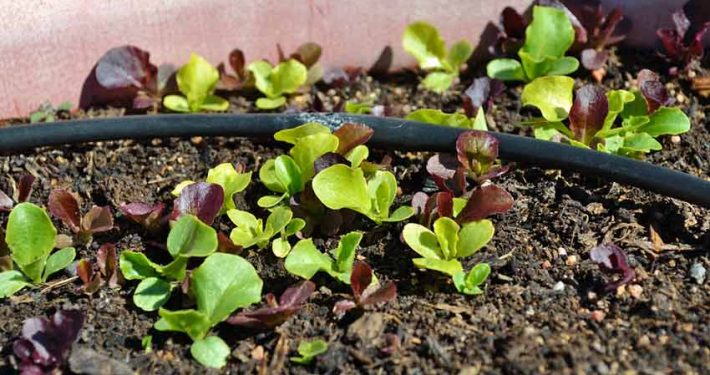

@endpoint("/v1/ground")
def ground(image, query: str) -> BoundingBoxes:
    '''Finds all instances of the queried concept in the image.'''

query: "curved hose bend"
[0,113,708,208]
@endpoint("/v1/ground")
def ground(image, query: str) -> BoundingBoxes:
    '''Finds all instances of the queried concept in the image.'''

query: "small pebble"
[671,135,681,144]
[542,260,552,269]
[591,310,606,322]
[566,255,578,267]
[553,281,565,292]
[628,284,643,299]
[690,263,706,284]
[637,335,651,347]
[557,247,567,257]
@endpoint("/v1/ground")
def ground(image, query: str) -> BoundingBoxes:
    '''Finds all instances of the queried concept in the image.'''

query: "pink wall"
[0,0,687,118]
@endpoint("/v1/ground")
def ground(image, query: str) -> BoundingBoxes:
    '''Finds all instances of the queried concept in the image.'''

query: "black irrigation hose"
[0,113,709,208]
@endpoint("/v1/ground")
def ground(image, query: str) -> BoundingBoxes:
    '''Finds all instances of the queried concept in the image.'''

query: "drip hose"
[0,113,708,208]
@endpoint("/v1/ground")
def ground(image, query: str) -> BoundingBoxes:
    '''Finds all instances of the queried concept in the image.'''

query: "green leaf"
[622,132,662,152]
[119,251,160,280]
[155,308,212,341]
[457,220,494,258]
[206,163,252,213]
[433,217,459,260]
[200,95,229,112]
[367,170,397,221]
[0,270,30,298]
[521,76,575,122]
[42,247,76,282]
[422,72,455,93]
[177,54,221,112]
[639,107,691,137]
[333,232,363,275]
[271,59,308,95]
[291,339,328,365]
[167,215,218,258]
[521,6,575,60]
[157,257,189,281]
[312,165,370,211]
[265,206,293,235]
[290,133,339,180]
[256,96,287,110]
[191,336,231,369]
[382,206,415,223]
[620,91,649,119]
[412,258,463,276]
[405,109,472,128]
[272,237,292,258]
[274,155,303,195]
[402,224,444,260]
[344,101,373,114]
[257,194,287,208]
[284,218,306,236]
[545,56,579,76]
[402,21,446,70]
[162,95,190,112]
[604,89,636,131]
[274,122,331,144]
[486,58,525,81]
[446,41,473,71]
[345,145,369,168]
[133,277,173,311]
[227,209,261,248]
[466,263,491,288]
[259,159,287,194]
[248,61,276,97]
[192,253,263,324]
[452,198,467,217]
[472,108,488,130]
[284,239,334,280]
[6,202,56,283]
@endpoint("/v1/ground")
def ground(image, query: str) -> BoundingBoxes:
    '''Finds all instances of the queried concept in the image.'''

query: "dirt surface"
[0,48,709,374]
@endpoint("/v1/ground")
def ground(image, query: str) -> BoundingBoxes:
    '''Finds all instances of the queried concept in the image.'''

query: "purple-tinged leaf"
[581,49,608,70]
[48,189,82,233]
[462,77,504,117]
[590,243,636,292]
[13,310,84,374]
[333,300,358,314]
[657,8,710,67]
[227,281,315,330]
[637,69,670,113]
[0,189,12,211]
[368,46,393,77]
[76,259,102,294]
[501,7,526,39]
[411,192,429,217]
[291,42,322,68]
[414,191,454,228]
[97,243,122,288]
[314,153,351,175]
[426,154,468,195]
[350,261,373,300]
[120,202,166,231]
[95,45,156,90]
[456,185,513,224]
[456,131,499,178]
[170,182,224,225]
[333,123,374,155]
[360,280,397,307]
[229,49,247,81]
[81,206,114,234]
[339,261,397,311]
[569,84,609,145]
[217,231,242,254]
[216,63,241,91]
[16,174,35,203]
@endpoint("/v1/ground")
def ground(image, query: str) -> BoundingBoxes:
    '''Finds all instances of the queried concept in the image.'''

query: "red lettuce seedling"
[0,189,12,211]
[576,4,628,71]
[13,310,84,375]
[228,280,315,330]
[590,243,636,292]
[48,189,113,243]
[119,202,166,234]
[333,261,397,315]
[76,243,123,294]
[217,48,246,91]
[170,182,225,225]
[462,77,504,118]
[657,1,710,69]
[0,174,36,211]
[456,130,510,183]
[637,69,672,113]
[493,7,528,55]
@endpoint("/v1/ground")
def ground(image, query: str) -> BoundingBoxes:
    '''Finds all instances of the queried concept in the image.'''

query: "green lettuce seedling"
[227,206,305,257]
[402,217,493,294]
[487,6,579,82]
[452,263,491,295]
[155,252,263,368]
[290,339,328,365]
[312,165,414,224]
[521,71,690,158]
[163,53,229,112]
[119,214,218,311]
[173,163,251,214]
[284,232,363,284]
[248,59,307,109]
[406,108,488,130]
[403,21,473,92]
[0,203,76,298]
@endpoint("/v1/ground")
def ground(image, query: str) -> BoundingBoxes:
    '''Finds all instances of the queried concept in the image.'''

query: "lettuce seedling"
[462,77,505,118]
[0,203,76,297]
[248,59,308,109]
[48,188,113,243]
[170,182,224,225]
[487,6,579,82]
[402,217,493,293]
[173,163,252,214]
[493,7,527,55]
[452,263,491,295]
[576,4,628,71]
[119,214,218,311]
[333,261,397,314]
[278,42,324,86]
[521,72,690,157]
[227,206,305,257]
[402,21,473,93]
[657,2,710,69]
[291,339,328,365]
[406,108,488,130]
[216,49,247,91]
[228,280,315,330]
[590,243,635,292]
[0,174,35,211]
[13,310,84,375]
[76,243,123,294]
[155,252,262,368]
[30,101,72,123]
[284,232,363,284]
[163,53,229,112]
[119,202,166,234]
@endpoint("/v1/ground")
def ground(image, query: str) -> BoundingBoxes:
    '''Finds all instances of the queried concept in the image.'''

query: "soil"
[0,47,709,374]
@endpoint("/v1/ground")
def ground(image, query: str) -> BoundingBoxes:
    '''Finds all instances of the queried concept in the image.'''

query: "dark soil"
[0,48,709,374]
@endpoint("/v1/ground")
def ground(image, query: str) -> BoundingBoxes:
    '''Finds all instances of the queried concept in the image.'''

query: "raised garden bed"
[0,2,709,374]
